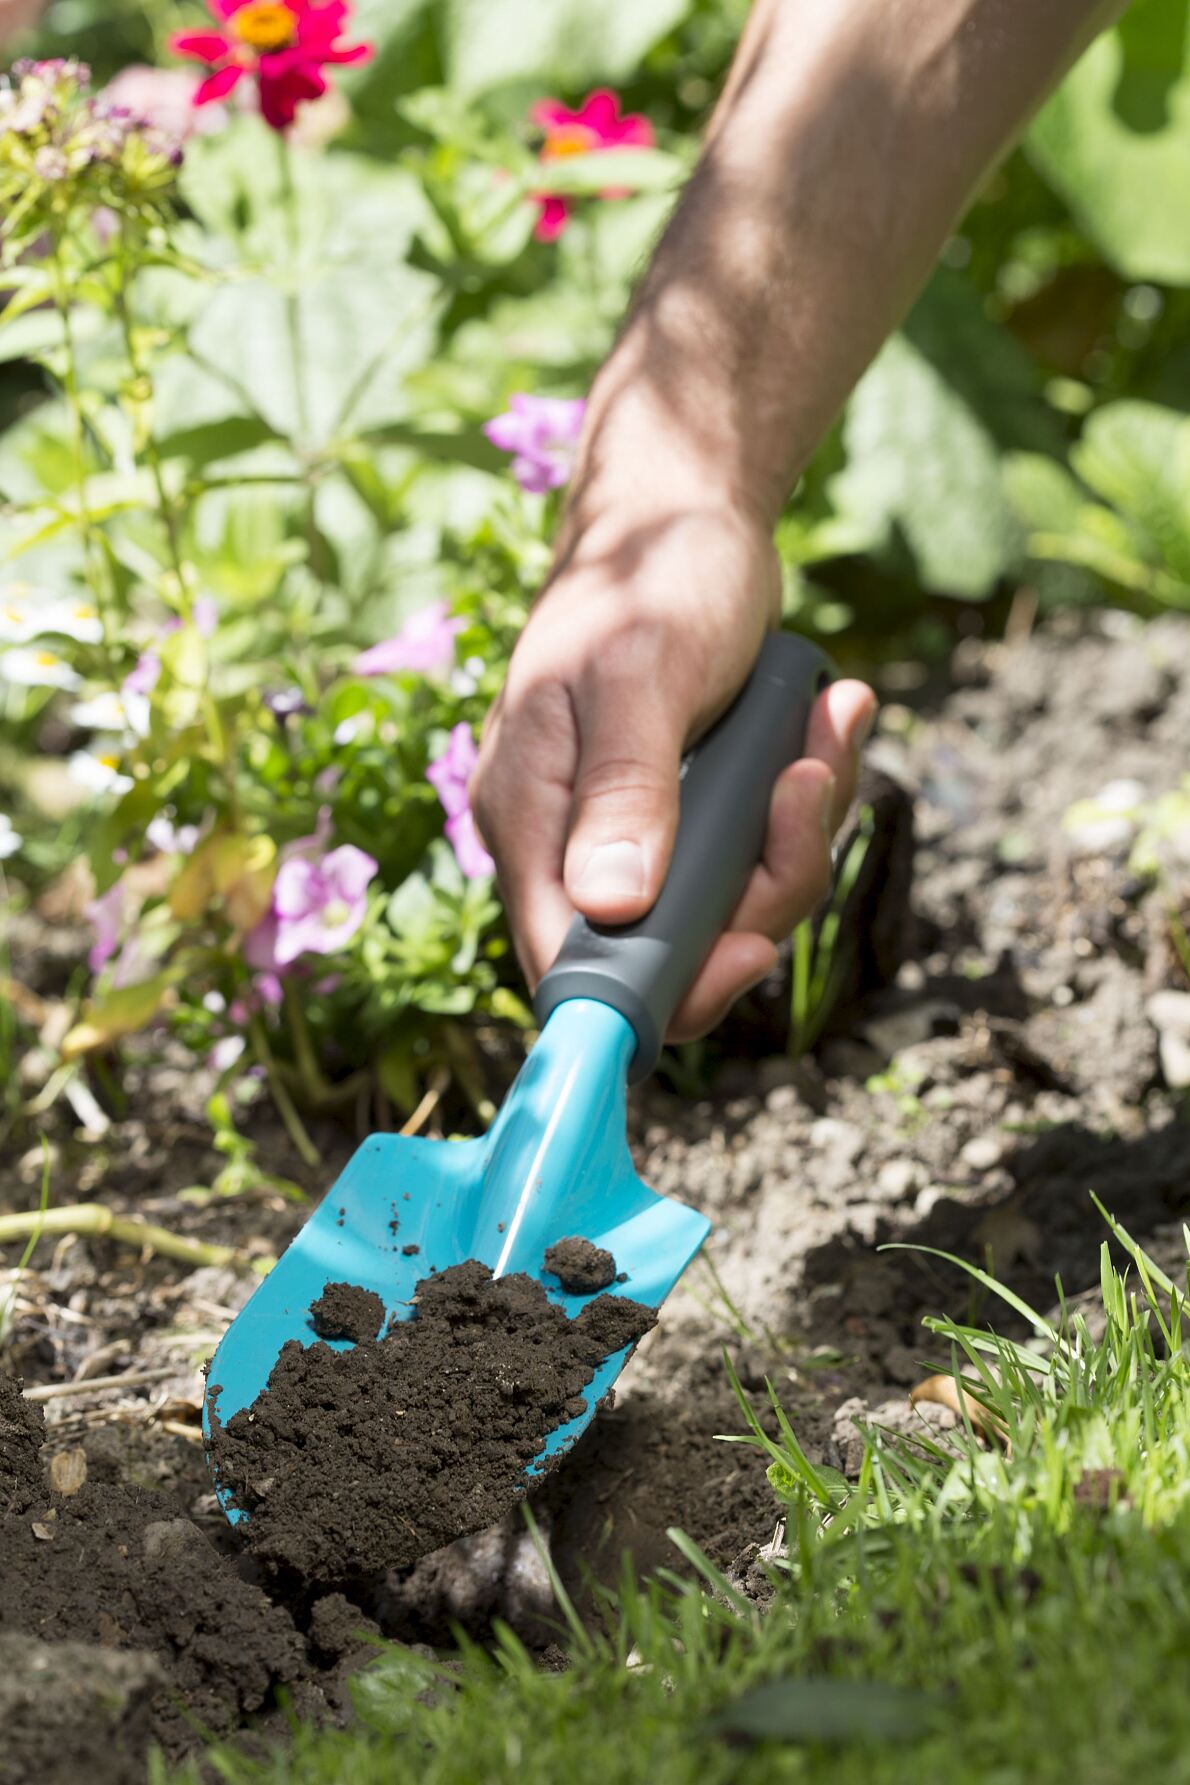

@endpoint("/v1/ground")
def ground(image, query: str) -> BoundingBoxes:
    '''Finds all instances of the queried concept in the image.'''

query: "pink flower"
[244,811,377,969]
[530,89,654,241]
[170,0,373,133]
[427,724,494,880]
[85,880,126,972]
[353,601,463,679]
[124,651,161,697]
[483,394,586,494]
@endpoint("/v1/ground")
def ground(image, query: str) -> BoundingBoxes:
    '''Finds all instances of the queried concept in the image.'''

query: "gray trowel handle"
[533,630,835,1083]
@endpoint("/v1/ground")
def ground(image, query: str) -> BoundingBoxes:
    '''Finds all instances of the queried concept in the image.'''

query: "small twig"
[401,1068,450,1138]
[24,1366,175,1402]
[0,1203,260,1272]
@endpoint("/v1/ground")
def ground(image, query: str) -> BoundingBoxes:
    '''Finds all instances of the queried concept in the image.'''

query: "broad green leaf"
[1072,400,1190,583]
[831,331,1020,599]
[444,0,692,95]
[1029,3,1190,283]
[708,1677,940,1745]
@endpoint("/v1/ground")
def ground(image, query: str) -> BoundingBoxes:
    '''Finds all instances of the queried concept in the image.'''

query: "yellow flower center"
[230,1,297,52]
[35,650,60,666]
[99,753,120,770]
[541,124,598,161]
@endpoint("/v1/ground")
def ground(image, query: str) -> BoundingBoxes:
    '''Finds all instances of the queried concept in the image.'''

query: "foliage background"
[1,0,1188,1136]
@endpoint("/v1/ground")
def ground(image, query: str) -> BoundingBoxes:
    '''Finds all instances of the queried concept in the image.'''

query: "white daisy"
[0,814,21,859]
[0,646,82,690]
[0,586,102,645]
[68,748,134,796]
[68,688,151,738]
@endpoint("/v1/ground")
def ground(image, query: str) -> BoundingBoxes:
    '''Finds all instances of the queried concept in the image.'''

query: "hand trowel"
[204,630,832,1520]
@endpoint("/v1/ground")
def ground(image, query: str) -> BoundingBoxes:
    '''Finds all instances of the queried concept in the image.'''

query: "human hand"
[471,500,876,1041]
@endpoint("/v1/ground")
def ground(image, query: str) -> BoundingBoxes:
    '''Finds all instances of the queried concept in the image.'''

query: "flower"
[101,65,224,140]
[68,747,133,795]
[263,686,309,718]
[0,589,104,646]
[210,1034,247,1073]
[0,646,82,690]
[170,0,374,133]
[0,814,21,860]
[427,723,494,879]
[353,601,463,679]
[244,812,377,969]
[85,879,126,971]
[530,89,654,241]
[146,813,201,855]
[123,651,161,697]
[483,394,586,494]
[69,688,151,738]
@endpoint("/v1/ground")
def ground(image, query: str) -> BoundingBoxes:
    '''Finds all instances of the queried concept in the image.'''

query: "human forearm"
[564,0,1125,541]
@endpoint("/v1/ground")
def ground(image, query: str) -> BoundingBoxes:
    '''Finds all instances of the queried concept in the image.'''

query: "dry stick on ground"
[0,1204,268,1273]
[24,1366,176,1402]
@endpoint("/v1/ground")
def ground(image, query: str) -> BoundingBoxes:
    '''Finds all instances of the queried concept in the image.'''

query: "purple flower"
[483,394,586,494]
[264,686,309,719]
[353,600,463,679]
[427,723,494,879]
[193,595,219,637]
[85,880,126,971]
[124,650,161,697]
[244,812,377,970]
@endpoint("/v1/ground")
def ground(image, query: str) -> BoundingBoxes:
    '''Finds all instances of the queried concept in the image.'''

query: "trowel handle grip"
[534,630,834,1083]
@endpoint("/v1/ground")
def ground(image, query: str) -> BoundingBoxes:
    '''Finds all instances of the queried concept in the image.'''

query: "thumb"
[563,698,684,925]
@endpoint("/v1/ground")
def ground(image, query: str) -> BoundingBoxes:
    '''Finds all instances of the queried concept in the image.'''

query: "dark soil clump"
[310,1281,385,1343]
[544,1237,617,1294]
[210,1260,656,1582]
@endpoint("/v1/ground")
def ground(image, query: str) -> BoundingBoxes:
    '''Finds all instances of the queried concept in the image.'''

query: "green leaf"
[708,1678,941,1745]
[1028,2,1190,283]
[1071,400,1190,584]
[444,0,692,95]
[831,330,1020,599]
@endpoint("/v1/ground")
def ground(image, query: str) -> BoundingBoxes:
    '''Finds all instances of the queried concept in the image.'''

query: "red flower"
[530,88,654,241]
[170,0,372,133]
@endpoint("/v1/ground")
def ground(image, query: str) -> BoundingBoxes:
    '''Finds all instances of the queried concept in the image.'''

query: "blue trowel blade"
[203,998,711,1524]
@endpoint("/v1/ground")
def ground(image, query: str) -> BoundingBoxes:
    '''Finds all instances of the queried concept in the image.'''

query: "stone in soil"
[310,1281,385,1343]
[209,1260,656,1583]
[544,1236,617,1294]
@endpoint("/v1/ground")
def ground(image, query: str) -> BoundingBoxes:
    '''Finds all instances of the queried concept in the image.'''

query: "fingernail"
[820,775,837,844]
[573,840,646,900]
[850,704,876,761]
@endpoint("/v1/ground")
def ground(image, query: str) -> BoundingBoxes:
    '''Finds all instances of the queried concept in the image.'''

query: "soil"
[209,1261,657,1582]
[2,611,1189,1776]
[310,1281,386,1342]
[543,1237,617,1294]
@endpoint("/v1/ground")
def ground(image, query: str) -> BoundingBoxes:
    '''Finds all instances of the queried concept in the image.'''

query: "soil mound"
[210,1261,656,1581]
[311,1281,385,1342]
[544,1237,617,1294]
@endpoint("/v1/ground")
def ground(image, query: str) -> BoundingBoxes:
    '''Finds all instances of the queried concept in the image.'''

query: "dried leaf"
[31,1519,55,1541]
[61,973,177,1060]
[49,1446,88,1497]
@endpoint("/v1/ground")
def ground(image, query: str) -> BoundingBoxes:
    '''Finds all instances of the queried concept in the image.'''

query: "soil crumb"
[210,1261,656,1582]
[310,1282,385,1343]
[544,1237,617,1295]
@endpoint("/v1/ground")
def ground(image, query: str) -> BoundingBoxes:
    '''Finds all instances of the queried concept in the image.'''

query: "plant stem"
[275,132,311,450]
[48,234,122,682]
[115,222,188,601]
[249,1014,321,1168]
[0,1203,259,1271]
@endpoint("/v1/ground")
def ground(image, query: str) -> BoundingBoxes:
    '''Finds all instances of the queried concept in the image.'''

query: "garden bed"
[3,613,1189,1780]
